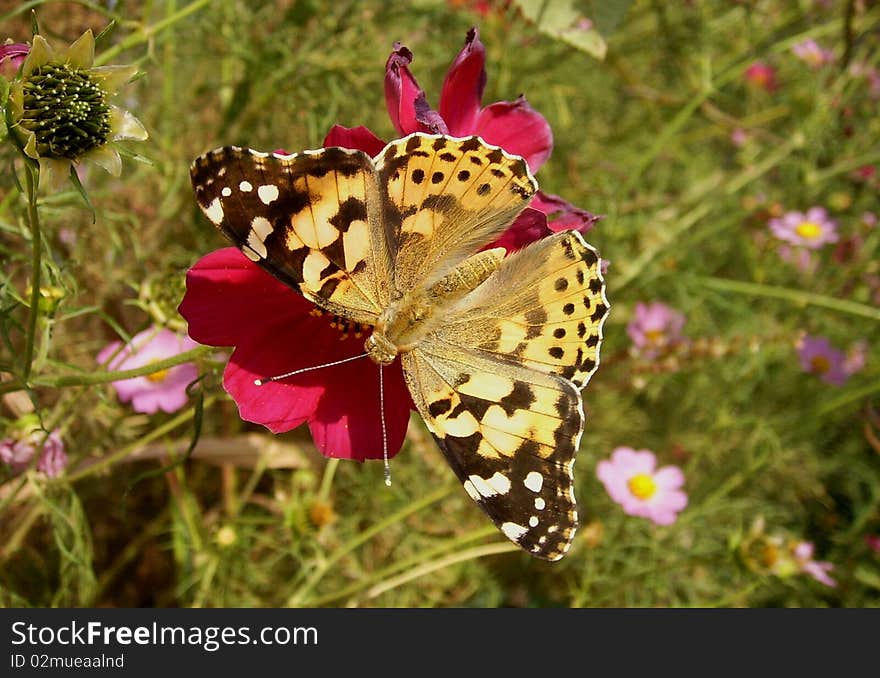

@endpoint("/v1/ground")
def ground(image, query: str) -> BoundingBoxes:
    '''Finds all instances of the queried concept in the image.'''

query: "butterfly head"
[365,330,398,366]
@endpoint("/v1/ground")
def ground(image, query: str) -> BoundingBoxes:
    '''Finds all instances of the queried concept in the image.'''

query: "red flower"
[382,27,599,246]
[178,248,412,461]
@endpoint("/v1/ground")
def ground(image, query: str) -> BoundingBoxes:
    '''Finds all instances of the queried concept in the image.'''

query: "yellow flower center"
[810,355,831,374]
[795,220,822,240]
[147,368,170,383]
[644,329,666,344]
[627,473,657,500]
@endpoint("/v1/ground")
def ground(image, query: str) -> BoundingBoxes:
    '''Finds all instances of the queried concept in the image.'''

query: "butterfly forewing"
[375,134,537,292]
[190,145,392,323]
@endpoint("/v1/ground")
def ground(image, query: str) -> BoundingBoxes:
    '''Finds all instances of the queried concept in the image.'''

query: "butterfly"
[190,133,609,561]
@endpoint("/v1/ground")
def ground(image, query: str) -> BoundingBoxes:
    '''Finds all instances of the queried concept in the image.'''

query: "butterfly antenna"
[253,353,369,385]
[379,364,391,487]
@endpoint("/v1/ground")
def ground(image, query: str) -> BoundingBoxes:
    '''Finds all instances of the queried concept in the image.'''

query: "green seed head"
[20,62,111,159]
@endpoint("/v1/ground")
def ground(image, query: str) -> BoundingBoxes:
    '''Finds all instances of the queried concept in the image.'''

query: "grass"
[0,0,878,608]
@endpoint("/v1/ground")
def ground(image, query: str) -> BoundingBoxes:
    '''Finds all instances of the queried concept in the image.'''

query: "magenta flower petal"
[323,124,387,157]
[473,96,553,171]
[529,191,602,233]
[309,363,412,461]
[487,208,552,253]
[0,41,29,78]
[179,248,414,461]
[385,43,431,135]
[179,247,311,347]
[439,27,487,136]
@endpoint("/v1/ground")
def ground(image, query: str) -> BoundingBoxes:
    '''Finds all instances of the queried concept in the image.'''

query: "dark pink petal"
[323,124,387,157]
[179,248,312,347]
[309,362,412,461]
[473,96,553,171]
[0,42,28,78]
[530,191,602,234]
[413,93,449,134]
[486,208,552,252]
[439,27,487,136]
[385,42,431,135]
[221,314,334,435]
[179,248,414,460]
[223,312,412,459]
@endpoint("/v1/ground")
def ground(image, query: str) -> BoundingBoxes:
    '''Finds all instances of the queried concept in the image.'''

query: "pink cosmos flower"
[793,541,837,587]
[178,248,413,461]
[0,428,67,477]
[97,326,199,414]
[596,447,688,526]
[866,535,880,553]
[0,40,28,78]
[797,335,849,386]
[769,207,838,249]
[378,27,599,245]
[730,128,748,147]
[626,301,686,358]
[744,61,778,92]
[791,39,835,69]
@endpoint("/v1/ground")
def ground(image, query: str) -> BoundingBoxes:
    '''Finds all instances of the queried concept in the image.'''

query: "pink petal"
[529,191,601,233]
[439,27,487,136]
[179,248,312,347]
[653,465,686,491]
[473,96,553,172]
[323,124,387,157]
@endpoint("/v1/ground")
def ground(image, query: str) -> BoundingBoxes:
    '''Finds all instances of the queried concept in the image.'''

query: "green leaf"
[586,0,633,36]
[513,0,615,59]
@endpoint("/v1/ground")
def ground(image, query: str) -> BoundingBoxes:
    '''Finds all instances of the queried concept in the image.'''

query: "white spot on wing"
[524,471,543,493]
[486,472,511,495]
[239,180,253,192]
[468,474,496,498]
[221,187,232,197]
[258,184,279,205]
[534,497,546,510]
[246,231,267,259]
[463,480,480,502]
[204,198,224,225]
[251,216,273,241]
[529,516,539,527]
[501,522,528,541]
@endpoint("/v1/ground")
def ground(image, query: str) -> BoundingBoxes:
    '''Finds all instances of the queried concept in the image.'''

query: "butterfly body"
[190,133,609,560]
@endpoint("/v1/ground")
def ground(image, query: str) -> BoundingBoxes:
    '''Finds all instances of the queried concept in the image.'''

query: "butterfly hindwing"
[190,145,393,323]
[403,343,582,561]
[437,231,609,388]
[375,134,538,293]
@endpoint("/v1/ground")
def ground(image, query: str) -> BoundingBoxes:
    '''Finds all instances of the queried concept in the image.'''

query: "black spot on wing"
[498,381,535,417]
[329,197,367,233]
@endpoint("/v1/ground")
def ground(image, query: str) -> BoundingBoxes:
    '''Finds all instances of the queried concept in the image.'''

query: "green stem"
[817,381,880,415]
[94,0,216,65]
[57,395,216,483]
[698,276,880,321]
[307,524,499,606]
[33,345,214,388]
[364,541,519,600]
[285,482,457,607]
[22,162,41,384]
[316,458,339,503]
